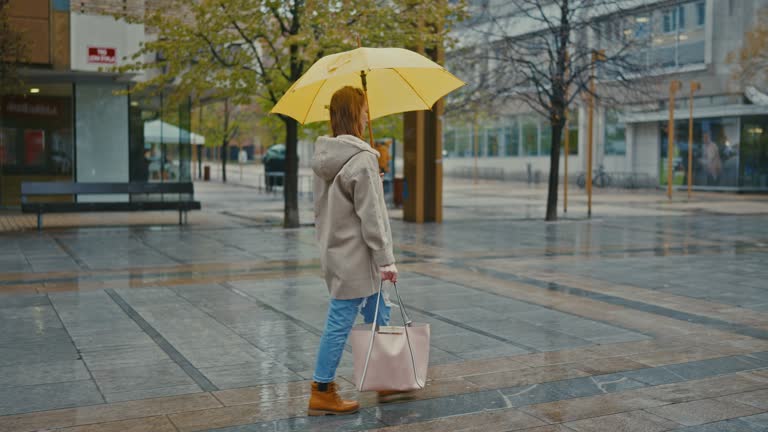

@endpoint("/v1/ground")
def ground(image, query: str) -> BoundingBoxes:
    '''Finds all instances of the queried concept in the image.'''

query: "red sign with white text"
[24,130,45,165]
[87,47,117,64]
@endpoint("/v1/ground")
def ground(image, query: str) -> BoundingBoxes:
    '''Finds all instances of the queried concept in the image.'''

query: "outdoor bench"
[21,182,201,230]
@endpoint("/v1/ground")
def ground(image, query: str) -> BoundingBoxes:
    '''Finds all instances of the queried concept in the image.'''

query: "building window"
[564,109,579,155]
[678,5,686,30]
[486,128,500,157]
[696,1,705,27]
[604,110,626,156]
[663,6,685,33]
[504,122,519,156]
[444,129,457,157]
[540,123,552,156]
[522,118,538,156]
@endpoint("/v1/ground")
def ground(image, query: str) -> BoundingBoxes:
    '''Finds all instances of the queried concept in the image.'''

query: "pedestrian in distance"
[308,86,399,416]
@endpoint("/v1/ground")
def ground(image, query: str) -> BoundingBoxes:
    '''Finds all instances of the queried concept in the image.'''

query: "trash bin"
[203,165,210,181]
[393,177,404,208]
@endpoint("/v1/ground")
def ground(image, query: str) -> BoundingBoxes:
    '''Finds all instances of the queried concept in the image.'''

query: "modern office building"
[0,0,192,207]
[444,0,768,191]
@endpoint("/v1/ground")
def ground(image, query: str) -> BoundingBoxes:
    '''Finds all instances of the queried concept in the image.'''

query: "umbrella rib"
[302,80,327,125]
[392,68,432,110]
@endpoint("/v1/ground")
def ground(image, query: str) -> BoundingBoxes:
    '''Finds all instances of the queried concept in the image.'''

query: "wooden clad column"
[403,38,445,223]
[52,0,71,71]
[7,0,51,65]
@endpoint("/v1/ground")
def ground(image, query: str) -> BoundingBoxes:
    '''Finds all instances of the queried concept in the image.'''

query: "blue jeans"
[313,291,391,383]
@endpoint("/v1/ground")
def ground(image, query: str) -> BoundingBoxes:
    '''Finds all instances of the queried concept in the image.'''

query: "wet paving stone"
[205,410,384,432]
[498,383,567,407]
[370,390,508,426]
[663,356,760,381]
[0,380,104,415]
[617,367,687,386]
[669,419,766,432]
[3,184,768,429]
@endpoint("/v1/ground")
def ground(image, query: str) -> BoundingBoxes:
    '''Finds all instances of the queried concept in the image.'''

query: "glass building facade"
[443,112,579,159]
[0,83,192,207]
[659,115,768,190]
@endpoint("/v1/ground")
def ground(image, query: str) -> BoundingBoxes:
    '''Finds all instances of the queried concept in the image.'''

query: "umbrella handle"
[361,70,375,147]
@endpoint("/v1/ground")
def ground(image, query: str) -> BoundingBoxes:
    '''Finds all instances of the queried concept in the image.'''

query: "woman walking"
[308,86,398,416]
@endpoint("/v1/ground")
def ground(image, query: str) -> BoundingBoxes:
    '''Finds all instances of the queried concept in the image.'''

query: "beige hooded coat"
[312,134,395,300]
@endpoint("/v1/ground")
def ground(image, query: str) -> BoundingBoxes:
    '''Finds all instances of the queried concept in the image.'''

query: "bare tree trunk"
[545,120,564,221]
[282,41,302,229]
[284,117,300,228]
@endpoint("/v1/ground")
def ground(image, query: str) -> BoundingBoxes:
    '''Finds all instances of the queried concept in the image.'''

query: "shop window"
[0,85,74,177]
[457,128,472,157]
[660,117,740,187]
[504,122,520,156]
[605,110,627,156]
[740,116,768,188]
[130,93,193,184]
[522,118,539,156]
[486,128,500,157]
[443,129,457,157]
[564,109,579,155]
[540,124,552,156]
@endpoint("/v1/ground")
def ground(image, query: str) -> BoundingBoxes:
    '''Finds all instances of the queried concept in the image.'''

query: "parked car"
[262,144,286,190]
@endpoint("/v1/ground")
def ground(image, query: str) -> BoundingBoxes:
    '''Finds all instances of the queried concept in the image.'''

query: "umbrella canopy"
[270,47,464,125]
[144,119,206,145]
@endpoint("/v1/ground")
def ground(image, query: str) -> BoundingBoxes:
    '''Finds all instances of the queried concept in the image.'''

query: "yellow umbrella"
[270,47,464,143]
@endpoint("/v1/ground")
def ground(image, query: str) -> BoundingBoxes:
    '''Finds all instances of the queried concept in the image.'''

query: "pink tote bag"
[350,282,430,392]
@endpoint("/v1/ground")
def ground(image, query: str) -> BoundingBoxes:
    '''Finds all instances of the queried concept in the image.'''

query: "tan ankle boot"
[308,381,359,416]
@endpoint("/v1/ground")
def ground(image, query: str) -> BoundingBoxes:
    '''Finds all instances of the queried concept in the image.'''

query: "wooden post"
[403,9,444,223]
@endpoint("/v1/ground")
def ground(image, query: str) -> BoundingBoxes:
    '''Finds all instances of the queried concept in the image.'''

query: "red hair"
[329,86,366,138]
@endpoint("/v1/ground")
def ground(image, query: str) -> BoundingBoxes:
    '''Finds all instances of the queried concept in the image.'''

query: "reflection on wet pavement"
[1,181,768,431]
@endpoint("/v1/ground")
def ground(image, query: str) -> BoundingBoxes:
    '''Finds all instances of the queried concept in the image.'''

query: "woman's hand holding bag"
[380,264,398,283]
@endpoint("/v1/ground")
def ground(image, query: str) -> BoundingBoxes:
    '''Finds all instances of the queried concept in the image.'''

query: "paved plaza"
[1,179,768,431]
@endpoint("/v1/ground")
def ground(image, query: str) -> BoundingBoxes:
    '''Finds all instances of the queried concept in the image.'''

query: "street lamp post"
[587,49,605,218]
[687,81,701,199]
[667,80,682,200]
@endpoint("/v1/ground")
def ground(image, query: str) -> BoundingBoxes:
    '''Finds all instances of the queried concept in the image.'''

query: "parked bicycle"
[577,165,613,188]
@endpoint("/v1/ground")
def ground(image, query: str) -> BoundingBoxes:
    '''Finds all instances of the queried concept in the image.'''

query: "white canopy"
[144,119,206,145]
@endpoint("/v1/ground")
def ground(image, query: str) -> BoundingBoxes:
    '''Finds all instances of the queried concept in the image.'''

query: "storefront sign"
[87,46,117,64]
[2,99,60,118]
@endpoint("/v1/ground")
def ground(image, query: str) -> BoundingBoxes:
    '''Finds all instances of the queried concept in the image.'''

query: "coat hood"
[311,134,380,181]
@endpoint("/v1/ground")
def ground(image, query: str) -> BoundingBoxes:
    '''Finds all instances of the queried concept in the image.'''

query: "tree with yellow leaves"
[115,0,465,228]
[0,0,24,94]
[729,7,768,94]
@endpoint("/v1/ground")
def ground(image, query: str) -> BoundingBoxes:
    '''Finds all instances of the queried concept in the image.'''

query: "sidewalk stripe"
[0,261,321,287]
[404,304,542,353]
[446,261,768,341]
[104,289,218,392]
